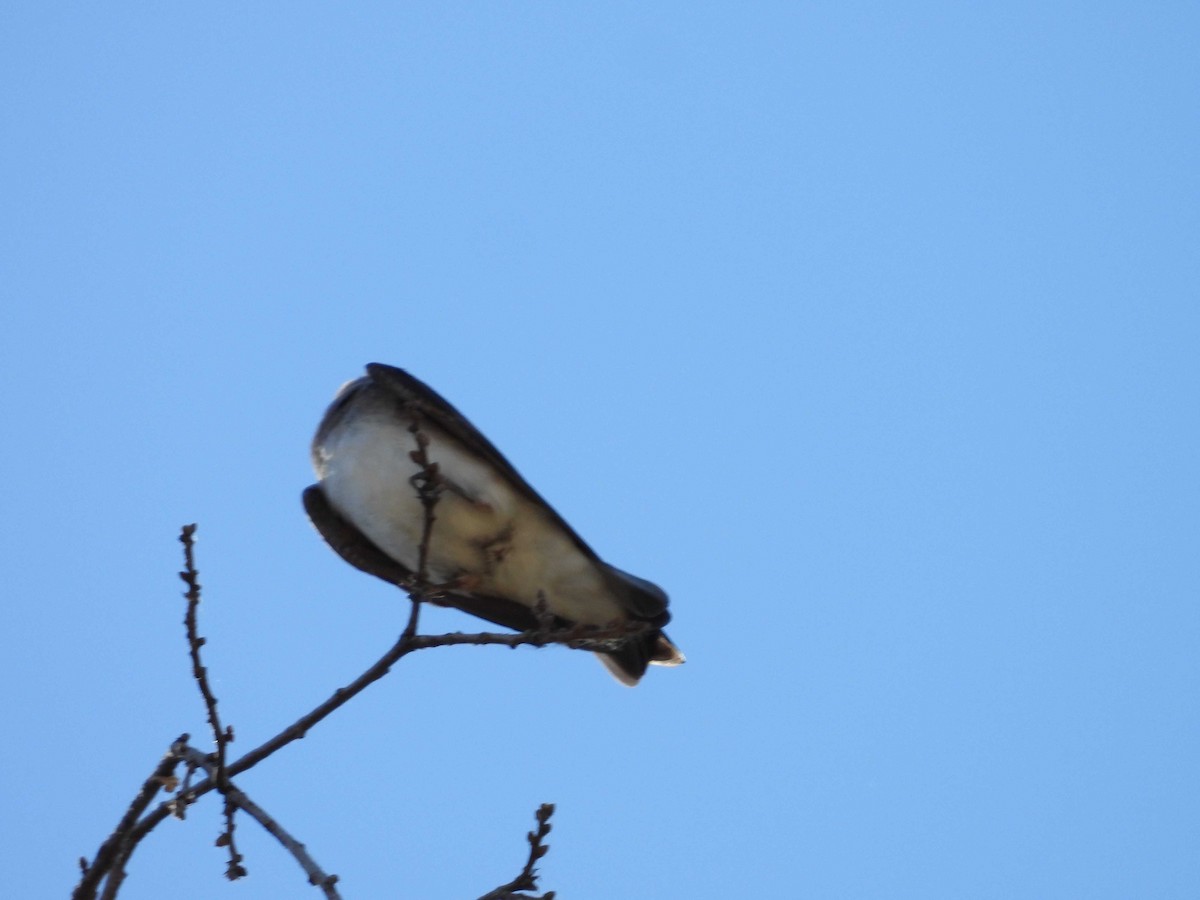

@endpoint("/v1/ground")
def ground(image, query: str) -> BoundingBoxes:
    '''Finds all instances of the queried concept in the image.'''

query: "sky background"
[3,3,1198,898]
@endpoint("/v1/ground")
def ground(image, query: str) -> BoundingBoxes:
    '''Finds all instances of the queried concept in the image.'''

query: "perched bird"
[303,363,684,685]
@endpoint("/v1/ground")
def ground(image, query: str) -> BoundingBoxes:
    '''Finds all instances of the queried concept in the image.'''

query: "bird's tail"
[598,631,685,686]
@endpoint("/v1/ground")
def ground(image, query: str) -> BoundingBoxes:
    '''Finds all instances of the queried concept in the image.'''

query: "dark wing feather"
[365,362,607,567]
[302,485,412,585]
[304,482,678,685]
[305,482,570,632]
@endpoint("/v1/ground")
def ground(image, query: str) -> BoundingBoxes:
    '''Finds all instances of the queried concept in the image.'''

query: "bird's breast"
[314,408,623,625]
[315,410,509,575]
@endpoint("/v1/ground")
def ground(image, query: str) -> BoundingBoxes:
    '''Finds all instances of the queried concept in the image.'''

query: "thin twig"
[477,803,557,900]
[78,437,584,895]
[408,620,652,654]
[407,420,442,587]
[401,419,442,638]
[92,441,448,877]
[119,614,601,873]
[98,854,125,900]
[72,736,189,900]
[180,524,246,879]
[169,756,199,820]
[178,747,342,899]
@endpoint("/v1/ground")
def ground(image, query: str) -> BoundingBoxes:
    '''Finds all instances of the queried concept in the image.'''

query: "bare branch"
[159,617,644,813]
[73,736,189,900]
[408,619,652,654]
[179,524,245,879]
[113,612,600,886]
[477,803,557,900]
[406,419,442,588]
[398,418,443,639]
[79,442,584,895]
[177,746,342,899]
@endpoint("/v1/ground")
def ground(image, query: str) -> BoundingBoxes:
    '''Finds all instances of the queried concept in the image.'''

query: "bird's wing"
[302,484,414,584]
[364,362,606,564]
[304,481,572,632]
[305,481,677,684]
[318,364,667,622]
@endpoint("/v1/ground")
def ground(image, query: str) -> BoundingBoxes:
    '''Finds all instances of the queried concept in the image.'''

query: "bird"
[303,363,684,685]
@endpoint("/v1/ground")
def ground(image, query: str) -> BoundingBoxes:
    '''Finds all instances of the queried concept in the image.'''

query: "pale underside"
[313,405,626,627]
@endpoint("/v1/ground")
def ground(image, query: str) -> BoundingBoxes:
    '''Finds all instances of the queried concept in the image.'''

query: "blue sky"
[3,3,1198,897]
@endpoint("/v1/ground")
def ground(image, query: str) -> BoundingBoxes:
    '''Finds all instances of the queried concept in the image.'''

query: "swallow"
[304,363,684,685]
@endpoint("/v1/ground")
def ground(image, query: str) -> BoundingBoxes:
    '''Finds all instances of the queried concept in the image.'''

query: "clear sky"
[3,3,1198,898]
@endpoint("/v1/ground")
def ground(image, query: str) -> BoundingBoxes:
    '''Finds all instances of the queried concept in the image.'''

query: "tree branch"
[477,803,557,900]
[72,737,188,900]
[177,746,342,898]
[179,524,245,880]
[76,432,581,897]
